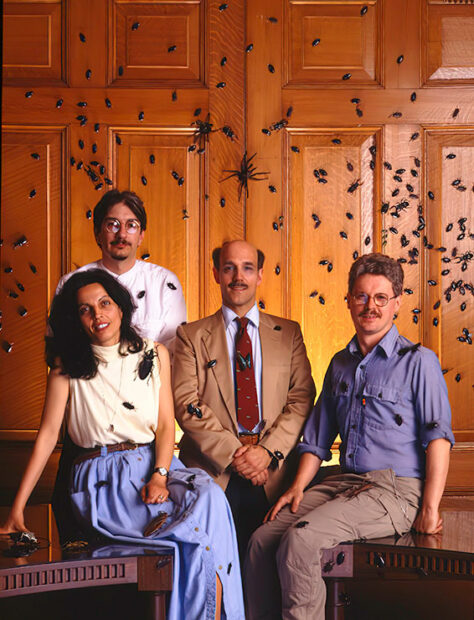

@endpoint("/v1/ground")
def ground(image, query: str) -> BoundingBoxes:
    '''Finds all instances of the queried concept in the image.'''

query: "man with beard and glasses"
[52,189,186,543]
[245,253,454,620]
[172,240,316,562]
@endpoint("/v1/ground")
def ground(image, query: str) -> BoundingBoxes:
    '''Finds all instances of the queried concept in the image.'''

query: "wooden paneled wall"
[1,1,473,509]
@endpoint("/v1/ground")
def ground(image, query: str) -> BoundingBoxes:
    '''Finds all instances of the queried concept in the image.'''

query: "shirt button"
[351,425,356,430]
[195,527,199,532]
[360,365,365,370]
[348,454,353,458]
[206,546,210,551]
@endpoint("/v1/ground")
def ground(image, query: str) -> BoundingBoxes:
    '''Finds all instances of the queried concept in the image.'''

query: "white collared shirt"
[222,303,263,432]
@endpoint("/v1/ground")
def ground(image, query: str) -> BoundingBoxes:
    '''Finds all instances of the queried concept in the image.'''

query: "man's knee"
[247,520,283,561]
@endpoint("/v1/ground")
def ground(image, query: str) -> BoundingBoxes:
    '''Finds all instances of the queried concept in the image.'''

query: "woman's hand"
[141,475,169,504]
[0,511,28,535]
[264,485,304,523]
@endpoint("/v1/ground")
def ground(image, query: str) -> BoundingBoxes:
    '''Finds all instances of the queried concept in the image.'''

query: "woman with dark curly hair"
[0,269,244,620]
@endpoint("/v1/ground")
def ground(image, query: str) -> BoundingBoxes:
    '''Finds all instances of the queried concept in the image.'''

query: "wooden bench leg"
[147,592,167,620]
[325,579,351,620]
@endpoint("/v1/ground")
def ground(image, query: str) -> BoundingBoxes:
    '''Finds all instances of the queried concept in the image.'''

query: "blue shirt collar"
[347,324,400,359]
[222,303,260,330]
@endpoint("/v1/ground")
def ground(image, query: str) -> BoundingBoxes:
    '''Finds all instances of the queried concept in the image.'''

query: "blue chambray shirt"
[298,325,455,478]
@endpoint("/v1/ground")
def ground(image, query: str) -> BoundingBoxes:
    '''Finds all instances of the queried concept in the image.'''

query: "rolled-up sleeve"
[298,362,338,461]
[414,349,455,450]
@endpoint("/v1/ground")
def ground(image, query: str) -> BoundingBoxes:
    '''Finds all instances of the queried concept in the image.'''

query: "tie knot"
[236,317,249,331]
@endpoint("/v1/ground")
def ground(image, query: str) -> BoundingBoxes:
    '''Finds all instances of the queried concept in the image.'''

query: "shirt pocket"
[362,383,401,430]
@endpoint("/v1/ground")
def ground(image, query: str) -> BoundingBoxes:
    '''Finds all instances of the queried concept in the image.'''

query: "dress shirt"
[298,325,455,478]
[222,303,263,433]
[56,259,186,351]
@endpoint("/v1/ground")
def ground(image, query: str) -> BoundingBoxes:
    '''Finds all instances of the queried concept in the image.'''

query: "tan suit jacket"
[172,309,316,503]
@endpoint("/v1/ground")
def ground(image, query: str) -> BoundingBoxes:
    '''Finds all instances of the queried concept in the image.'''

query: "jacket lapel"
[259,312,282,424]
[202,310,238,431]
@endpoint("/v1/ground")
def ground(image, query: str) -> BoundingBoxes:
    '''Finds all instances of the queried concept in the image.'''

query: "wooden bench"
[0,544,173,620]
[321,511,474,619]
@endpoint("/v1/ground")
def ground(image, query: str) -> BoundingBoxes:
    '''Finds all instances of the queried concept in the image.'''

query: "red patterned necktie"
[235,317,259,431]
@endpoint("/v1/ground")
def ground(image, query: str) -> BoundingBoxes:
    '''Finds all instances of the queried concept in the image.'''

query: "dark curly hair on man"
[46,269,143,379]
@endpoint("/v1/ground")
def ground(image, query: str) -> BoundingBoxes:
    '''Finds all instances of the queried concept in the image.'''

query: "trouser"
[244,469,423,620]
[225,471,270,566]
[51,432,84,543]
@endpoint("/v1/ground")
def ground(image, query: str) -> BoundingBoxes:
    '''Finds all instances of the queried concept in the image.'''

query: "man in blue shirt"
[245,253,454,620]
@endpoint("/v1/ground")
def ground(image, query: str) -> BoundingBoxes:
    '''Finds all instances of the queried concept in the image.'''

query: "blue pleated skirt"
[70,445,244,620]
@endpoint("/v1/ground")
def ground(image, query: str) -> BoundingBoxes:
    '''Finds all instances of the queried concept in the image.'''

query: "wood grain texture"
[287,128,381,393]
[68,0,108,87]
[113,129,201,321]
[111,0,204,86]
[205,0,246,314]
[246,0,285,316]
[284,0,381,86]
[425,129,474,441]
[3,1,64,85]
[1,128,65,430]
[1,0,473,501]
[382,123,423,344]
[384,0,421,89]
[424,2,474,84]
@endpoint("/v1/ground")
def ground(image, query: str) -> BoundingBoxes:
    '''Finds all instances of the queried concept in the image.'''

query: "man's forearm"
[292,452,322,491]
[421,437,451,511]
[413,437,451,533]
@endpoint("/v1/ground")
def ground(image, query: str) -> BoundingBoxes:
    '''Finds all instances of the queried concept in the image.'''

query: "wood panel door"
[1,0,473,509]
[244,0,474,497]
[0,0,245,502]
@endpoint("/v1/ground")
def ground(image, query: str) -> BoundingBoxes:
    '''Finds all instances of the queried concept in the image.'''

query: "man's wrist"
[260,446,278,470]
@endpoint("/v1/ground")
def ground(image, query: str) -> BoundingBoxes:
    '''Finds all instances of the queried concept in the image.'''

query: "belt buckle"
[129,442,138,450]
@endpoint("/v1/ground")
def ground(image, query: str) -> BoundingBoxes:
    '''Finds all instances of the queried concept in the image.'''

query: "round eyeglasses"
[352,293,398,307]
[104,218,141,234]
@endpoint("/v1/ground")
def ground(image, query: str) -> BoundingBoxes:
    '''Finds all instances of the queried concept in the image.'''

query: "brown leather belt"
[238,433,260,446]
[73,441,150,466]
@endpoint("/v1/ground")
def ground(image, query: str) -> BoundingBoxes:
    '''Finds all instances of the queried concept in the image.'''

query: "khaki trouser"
[244,469,423,620]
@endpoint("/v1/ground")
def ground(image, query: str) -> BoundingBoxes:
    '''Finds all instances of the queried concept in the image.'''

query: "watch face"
[156,467,168,476]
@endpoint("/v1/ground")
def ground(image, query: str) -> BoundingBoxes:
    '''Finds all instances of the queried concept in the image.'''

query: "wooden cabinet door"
[244,0,473,497]
[1,0,473,506]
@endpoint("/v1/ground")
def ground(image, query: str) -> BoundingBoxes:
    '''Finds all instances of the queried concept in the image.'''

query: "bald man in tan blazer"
[173,240,315,559]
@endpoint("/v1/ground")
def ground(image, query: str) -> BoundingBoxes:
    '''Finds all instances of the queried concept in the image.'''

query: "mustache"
[111,239,131,247]
[229,281,248,289]
[359,310,381,318]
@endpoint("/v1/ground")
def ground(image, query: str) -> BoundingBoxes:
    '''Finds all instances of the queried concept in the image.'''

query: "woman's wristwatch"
[153,466,169,477]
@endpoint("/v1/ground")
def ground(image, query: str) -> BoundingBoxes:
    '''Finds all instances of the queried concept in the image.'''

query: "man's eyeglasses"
[352,293,398,307]
[104,218,141,234]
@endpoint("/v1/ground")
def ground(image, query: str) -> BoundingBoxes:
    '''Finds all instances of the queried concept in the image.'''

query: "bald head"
[212,241,265,271]
[212,240,264,317]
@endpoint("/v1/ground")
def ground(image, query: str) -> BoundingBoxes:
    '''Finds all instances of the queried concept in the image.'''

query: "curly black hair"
[46,269,143,378]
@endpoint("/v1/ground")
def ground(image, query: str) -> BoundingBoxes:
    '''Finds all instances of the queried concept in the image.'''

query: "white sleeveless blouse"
[68,339,160,448]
